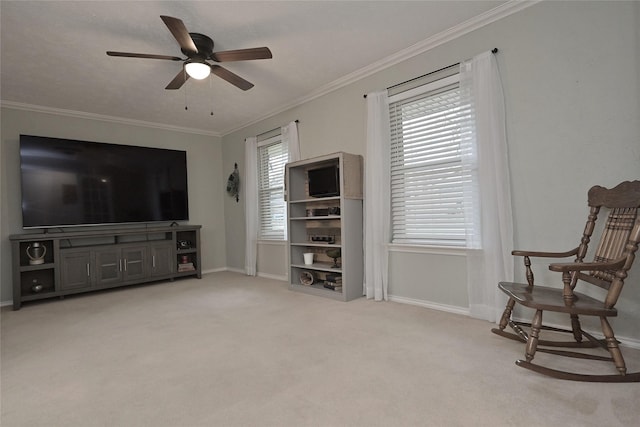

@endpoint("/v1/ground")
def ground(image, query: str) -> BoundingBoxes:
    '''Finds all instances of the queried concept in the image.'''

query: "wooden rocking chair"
[492,181,640,382]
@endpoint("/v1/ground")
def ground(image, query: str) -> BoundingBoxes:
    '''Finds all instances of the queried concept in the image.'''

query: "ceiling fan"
[106,15,272,91]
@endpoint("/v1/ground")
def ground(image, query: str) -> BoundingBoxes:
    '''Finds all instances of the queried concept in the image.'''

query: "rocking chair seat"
[498,282,617,317]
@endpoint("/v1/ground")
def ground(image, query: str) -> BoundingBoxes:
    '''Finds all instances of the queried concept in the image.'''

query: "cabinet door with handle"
[59,249,93,291]
[150,243,174,277]
[94,248,123,286]
[122,246,148,281]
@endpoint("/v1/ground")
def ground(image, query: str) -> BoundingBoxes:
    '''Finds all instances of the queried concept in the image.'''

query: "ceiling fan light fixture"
[185,62,210,80]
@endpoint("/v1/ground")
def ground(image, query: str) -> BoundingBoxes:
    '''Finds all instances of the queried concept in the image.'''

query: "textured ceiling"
[1,1,507,136]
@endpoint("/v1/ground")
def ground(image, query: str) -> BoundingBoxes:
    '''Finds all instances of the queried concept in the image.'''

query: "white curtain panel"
[364,91,391,301]
[281,121,300,239]
[281,121,301,162]
[244,136,258,276]
[460,51,514,322]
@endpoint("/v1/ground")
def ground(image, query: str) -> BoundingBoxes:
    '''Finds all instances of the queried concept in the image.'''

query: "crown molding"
[221,0,540,136]
[0,100,222,138]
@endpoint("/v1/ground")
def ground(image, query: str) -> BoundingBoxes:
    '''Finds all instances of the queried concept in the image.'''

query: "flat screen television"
[19,135,189,229]
[308,165,340,198]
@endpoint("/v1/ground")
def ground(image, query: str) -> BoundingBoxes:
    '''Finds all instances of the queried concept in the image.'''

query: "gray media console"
[10,225,201,310]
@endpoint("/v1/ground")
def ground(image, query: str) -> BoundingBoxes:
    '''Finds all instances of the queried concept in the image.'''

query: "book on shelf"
[178,262,195,272]
[323,282,342,291]
[325,274,342,284]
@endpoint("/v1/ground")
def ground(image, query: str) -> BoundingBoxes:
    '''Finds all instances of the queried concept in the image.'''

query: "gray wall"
[221,2,640,342]
[1,108,228,302]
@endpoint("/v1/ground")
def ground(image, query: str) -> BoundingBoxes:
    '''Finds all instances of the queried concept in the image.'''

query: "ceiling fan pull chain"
[184,69,188,110]
[210,74,214,116]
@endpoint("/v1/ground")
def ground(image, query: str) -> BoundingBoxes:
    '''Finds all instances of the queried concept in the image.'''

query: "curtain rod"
[363,48,498,98]
[256,120,299,138]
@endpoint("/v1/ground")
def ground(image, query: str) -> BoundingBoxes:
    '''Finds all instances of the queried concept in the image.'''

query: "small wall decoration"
[226,163,240,202]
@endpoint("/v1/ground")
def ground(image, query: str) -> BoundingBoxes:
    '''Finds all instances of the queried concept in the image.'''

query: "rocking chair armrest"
[548,258,626,273]
[512,247,579,259]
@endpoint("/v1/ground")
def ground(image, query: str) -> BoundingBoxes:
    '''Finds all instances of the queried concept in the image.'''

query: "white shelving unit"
[286,152,363,301]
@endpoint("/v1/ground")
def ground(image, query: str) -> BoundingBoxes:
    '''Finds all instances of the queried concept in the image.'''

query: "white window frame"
[388,73,477,248]
[257,134,287,240]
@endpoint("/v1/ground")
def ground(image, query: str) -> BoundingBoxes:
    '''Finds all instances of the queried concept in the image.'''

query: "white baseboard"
[620,336,640,350]
[208,267,287,282]
[388,294,471,317]
[257,272,287,282]
[201,267,228,275]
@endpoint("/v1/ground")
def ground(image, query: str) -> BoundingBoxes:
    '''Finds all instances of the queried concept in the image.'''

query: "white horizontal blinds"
[257,138,287,239]
[389,78,475,246]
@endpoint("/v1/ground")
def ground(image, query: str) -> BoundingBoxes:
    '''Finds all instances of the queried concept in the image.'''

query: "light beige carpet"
[2,271,639,426]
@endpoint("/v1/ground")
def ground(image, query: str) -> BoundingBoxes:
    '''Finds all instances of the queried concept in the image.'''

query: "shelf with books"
[286,152,363,302]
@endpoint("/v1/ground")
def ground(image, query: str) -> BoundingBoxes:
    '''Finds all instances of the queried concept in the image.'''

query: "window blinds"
[257,140,287,239]
[389,81,474,246]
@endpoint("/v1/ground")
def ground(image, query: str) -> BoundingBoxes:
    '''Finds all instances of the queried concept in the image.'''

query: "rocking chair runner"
[492,181,640,382]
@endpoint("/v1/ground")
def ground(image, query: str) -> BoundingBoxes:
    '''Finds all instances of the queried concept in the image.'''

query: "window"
[257,135,287,239]
[389,74,477,247]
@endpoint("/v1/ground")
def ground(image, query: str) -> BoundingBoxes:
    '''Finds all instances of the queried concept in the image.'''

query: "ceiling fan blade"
[210,65,254,91]
[107,51,183,61]
[210,47,273,62]
[160,15,197,54]
[165,69,190,90]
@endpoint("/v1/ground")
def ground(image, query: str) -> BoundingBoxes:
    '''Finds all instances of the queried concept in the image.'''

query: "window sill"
[388,243,479,256]
[258,239,286,245]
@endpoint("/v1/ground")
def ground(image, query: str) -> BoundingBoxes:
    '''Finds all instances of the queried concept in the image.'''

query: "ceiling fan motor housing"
[184,33,214,60]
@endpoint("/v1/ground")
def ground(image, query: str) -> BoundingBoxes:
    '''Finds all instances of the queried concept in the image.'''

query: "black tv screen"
[308,165,340,198]
[19,135,189,228]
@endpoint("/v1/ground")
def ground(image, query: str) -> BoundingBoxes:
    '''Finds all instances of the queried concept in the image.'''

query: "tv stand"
[10,224,201,310]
